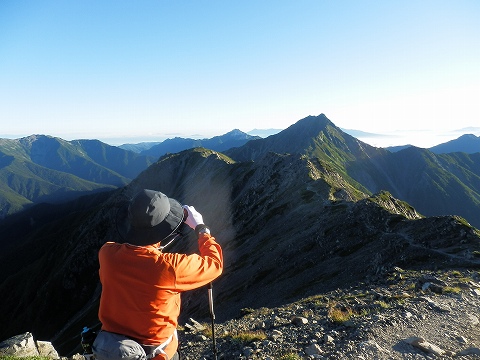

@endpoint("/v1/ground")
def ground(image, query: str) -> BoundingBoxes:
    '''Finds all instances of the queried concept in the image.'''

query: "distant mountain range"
[1,114,479,356]
[118,141,162,153]
[1,122,478,220]
[136,129,261,157]
[386,133,480,154]
[119,129,263,155]
[0,130,259,217]
[428,134,480,154]
[118,129,279,153]
[121,128,480,156]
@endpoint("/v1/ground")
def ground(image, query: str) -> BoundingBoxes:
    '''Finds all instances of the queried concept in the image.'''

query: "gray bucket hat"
[122,189,185,246]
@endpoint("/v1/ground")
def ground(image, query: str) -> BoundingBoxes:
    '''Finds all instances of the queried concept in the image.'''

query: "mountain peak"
[18,134,56,145]
[212,129,254,140]
[225,113,379,165]
[459,133,478,140]
[286,113,332,131]
[225,129,244,135]
[429,133,480,154]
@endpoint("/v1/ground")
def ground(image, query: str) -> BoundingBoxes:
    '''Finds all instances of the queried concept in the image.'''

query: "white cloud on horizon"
[2,124,479,149]
[352,128,480,149]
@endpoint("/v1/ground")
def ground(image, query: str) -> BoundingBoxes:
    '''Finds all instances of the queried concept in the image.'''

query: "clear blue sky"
[1,0,479,147]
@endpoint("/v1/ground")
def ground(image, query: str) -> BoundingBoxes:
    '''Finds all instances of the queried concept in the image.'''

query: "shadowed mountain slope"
[0,154,116,217]
[0,135,155,216]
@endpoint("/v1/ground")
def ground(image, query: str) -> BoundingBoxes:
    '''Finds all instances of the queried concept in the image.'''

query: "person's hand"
[182,205,204,229]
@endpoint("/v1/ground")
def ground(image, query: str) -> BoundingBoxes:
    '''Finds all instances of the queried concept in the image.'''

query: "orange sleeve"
[98,234,223,354]
[169,233,223,291]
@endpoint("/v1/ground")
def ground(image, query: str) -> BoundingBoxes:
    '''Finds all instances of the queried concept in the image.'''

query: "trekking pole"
[208,282,218,360]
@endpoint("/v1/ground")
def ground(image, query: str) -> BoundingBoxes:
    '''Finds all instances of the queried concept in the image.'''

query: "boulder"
[404,336,446,356]
[37,340,60,358]
[0,332,60,359]
[0,332,40,357]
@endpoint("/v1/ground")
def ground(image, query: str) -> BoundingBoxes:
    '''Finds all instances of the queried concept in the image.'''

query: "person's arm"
[170,206,223,291]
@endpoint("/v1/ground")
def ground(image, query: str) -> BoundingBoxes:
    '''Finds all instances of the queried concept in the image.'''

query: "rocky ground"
[178,267,480,359]
[2,268,479,360]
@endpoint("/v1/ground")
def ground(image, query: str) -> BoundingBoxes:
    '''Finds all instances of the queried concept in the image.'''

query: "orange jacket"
[98,233,223,359]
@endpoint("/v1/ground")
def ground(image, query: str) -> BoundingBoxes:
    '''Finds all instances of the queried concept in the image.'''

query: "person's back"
[95,189,223,360]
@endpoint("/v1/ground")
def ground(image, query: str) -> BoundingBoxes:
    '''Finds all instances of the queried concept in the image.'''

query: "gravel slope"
[178,268,480,359]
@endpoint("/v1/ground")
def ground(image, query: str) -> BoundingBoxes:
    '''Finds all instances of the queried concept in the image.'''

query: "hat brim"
[116,197,185,246]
